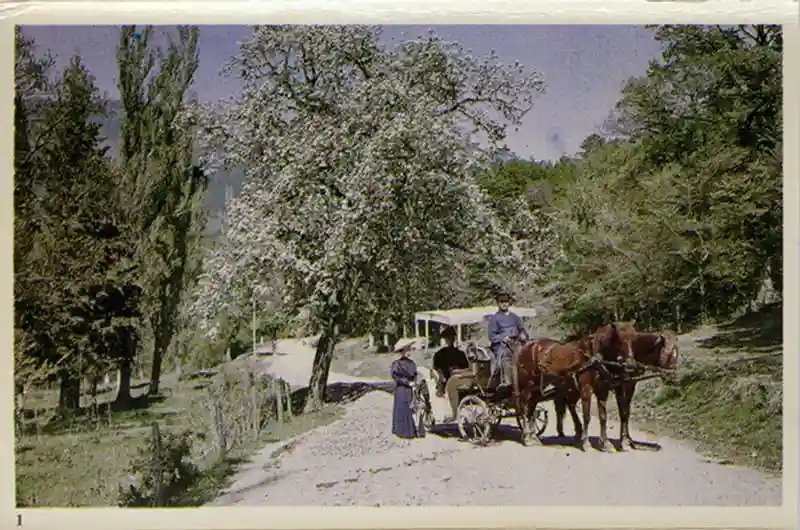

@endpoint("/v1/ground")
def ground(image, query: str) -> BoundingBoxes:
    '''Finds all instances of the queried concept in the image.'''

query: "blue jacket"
[488,310,528,347]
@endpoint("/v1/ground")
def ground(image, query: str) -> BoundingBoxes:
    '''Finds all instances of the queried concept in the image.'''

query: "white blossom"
[190,25,553,333]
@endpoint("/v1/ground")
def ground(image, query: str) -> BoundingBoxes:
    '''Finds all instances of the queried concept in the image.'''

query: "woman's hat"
[441,326,457,339]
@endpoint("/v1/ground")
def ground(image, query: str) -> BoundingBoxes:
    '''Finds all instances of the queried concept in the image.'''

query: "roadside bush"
[202,365,290,455]
[118,422,199,507]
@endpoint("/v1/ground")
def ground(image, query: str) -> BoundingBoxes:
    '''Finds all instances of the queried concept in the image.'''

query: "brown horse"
[509,323,635,450]
[552,366,620,452]
[551,322,638,451]
[615,328,680,450]
[553,324,680,451]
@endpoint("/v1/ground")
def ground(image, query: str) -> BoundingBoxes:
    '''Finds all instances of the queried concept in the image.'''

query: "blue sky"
[21,24,663,161]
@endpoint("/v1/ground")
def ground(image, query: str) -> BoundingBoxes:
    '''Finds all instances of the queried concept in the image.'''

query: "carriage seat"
[466,341,497,365]
[465,342,494,389]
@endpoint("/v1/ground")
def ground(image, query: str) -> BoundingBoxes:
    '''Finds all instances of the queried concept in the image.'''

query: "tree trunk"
[304,317,339,413]
[149,343,165,396]
[15,386,25,436]
[222,319,242,362]
[90,377,99,411]
[769,260,782,299]
[149,313,176,396]
[115,359,133,406]
[58,371,81,415]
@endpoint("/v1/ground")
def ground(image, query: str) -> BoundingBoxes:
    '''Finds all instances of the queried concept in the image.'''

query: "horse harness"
[534,341,623,395]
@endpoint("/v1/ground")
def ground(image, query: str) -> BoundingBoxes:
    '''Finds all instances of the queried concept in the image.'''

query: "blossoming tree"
[192,25,554,411]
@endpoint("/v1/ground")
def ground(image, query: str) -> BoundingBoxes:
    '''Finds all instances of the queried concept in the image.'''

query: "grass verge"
[15,371,346,507]
[626,304,783,473]
[179,403,344,506]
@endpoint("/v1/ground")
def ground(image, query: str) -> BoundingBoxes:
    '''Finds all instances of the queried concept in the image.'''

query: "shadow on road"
[426,422,662,453]
[289,380,394,414]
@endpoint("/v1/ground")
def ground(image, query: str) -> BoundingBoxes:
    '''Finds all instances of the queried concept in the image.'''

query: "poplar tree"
[116,25,207,396]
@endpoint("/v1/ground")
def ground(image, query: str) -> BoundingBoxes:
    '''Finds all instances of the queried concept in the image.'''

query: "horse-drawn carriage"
[410,306,550,445]
[410,307,680,448]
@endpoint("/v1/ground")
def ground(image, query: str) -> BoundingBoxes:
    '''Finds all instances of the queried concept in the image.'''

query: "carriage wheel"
[457,395,494,445]
[418,379,436,430]
[422,407,436,430]
[532,405,548,437]
[516,404,549,445]
[412,380,434,435]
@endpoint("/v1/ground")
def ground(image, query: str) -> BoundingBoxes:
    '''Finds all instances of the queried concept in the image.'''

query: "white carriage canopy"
[413,306,538,345]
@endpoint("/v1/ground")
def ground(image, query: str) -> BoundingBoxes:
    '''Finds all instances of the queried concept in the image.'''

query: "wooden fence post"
[151,422,166,507]
[284,380,293,420]
[274,381,284,425]
[251,384,259,441]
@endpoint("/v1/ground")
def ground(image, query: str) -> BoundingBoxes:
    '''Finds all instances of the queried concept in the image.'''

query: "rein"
[582,358,676,387]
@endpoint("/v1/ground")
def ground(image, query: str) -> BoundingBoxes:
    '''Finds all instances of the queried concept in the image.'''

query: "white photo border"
[1,3,797,529]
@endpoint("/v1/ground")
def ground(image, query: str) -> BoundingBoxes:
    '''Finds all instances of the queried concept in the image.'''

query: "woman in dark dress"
[390,347,421,439]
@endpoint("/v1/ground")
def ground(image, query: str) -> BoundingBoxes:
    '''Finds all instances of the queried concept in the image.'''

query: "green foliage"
[537,25,782,334]
[468,26,782,337]
[117,423,199,507]
[14,36,144,410]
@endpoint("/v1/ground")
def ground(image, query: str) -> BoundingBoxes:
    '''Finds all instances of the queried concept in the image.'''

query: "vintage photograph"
[13,24,783,508]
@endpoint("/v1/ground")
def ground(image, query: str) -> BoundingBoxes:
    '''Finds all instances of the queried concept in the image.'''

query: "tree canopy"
[500,25,783,333]
[190,25,553,409]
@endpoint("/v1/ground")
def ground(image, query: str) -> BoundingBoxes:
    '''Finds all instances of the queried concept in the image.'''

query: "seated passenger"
[432,326,469,396]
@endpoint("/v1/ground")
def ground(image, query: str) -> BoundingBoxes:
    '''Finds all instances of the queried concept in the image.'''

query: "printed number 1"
[17,514,22,526]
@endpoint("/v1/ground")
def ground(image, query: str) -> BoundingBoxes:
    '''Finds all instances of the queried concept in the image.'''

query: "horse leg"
[568,400,582,443]
[594,385,611,452]
[517,387,531,444]
[623,382,637,449]
[525,396,544,446]
[562,378,582,442]
[578,381,592,452]
[615,381,637,450]
[518,388,542,447]
[554,395,567,438]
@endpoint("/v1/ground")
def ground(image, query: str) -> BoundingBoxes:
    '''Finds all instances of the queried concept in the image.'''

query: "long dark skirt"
[392,385,417,439]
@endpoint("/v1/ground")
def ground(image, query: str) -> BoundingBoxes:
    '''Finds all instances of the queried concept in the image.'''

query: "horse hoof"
[577,440,588,452]
[598,441,612,453]
[522,434,540,447]
[625,438,637,450]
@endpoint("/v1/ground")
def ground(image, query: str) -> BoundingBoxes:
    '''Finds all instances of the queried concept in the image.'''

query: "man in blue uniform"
[487,292,529,390]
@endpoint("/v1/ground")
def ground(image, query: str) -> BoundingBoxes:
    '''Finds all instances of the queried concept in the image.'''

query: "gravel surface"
[213,339,782,507]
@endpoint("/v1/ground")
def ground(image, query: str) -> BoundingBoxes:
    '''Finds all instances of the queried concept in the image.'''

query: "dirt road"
[212,339,781,506]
